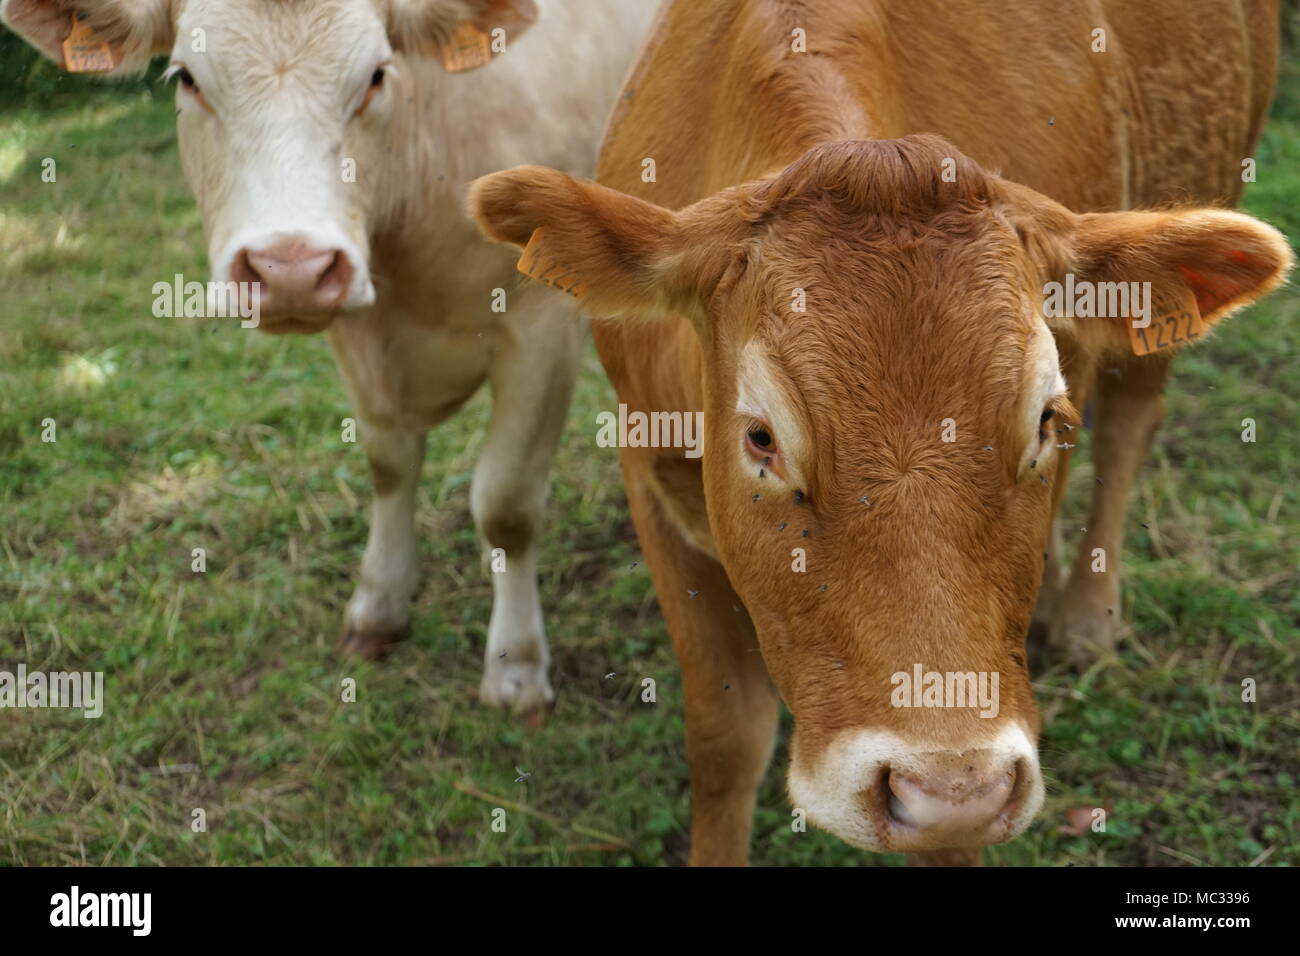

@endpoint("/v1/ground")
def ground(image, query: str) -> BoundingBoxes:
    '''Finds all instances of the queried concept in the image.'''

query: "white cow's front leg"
[339,423,426,659]
[473,303,583,713]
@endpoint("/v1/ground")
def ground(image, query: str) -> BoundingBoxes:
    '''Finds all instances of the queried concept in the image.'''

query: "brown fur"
[472,0,1291,864]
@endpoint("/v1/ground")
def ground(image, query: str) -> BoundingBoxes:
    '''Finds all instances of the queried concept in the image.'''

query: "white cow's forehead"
[174,0,390,85]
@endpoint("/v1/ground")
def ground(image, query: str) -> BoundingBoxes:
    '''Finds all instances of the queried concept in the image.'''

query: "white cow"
[3,0,658,712]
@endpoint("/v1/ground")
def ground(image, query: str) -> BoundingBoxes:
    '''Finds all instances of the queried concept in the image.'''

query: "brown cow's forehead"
[734,210,1039,443]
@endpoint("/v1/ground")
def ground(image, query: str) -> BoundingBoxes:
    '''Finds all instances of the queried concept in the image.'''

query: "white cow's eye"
[170,65,210,110]
[357,65,389,115]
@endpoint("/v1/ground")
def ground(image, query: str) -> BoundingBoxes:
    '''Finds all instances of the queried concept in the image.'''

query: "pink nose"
[232,240,354,313]
[884,750,1019,843]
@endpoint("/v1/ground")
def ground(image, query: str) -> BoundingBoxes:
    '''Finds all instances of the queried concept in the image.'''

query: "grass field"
[1,42,1297,867]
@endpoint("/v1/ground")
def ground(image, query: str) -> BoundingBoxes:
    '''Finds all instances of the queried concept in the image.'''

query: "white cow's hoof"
[340,590,414,661]
[338,621,407,660]
[479,659,555,717]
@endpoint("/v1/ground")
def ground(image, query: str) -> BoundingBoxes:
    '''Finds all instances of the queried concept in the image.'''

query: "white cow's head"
[3,0,537,332]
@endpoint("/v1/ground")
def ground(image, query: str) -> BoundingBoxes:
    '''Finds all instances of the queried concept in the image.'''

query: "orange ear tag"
[439,21,492,73]
[62,12,118,73]
[1127,285,1206,357]
[517,228,588,297]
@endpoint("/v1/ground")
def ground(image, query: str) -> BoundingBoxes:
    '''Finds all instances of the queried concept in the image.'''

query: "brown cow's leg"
[623,461,780,866]
[1049,353,1172,664]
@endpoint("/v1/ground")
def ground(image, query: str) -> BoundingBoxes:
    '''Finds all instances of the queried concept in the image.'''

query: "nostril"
[887,792,916,826]
[1001,757,1027,817]
[884,767,918,827]
[315,250,353,301]
[231,249,260,286]
[881,766,919,827]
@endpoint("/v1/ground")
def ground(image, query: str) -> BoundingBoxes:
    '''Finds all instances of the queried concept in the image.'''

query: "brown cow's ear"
[388,0,537,72]
[1,0,173,75]
[469,165,720,326]
[1059,208,1292,358]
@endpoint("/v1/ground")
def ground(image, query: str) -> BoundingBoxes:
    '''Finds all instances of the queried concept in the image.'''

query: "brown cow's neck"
[599,0,885,200]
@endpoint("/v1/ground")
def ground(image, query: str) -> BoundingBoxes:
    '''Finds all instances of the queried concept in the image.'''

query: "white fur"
[1016,317,1068,475]
[735,339,809,487]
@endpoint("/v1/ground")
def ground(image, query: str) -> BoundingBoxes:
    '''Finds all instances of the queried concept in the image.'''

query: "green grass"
[1,57,1296,868]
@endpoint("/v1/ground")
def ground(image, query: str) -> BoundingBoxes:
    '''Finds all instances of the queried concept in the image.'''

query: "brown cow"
[471,0,1292,864]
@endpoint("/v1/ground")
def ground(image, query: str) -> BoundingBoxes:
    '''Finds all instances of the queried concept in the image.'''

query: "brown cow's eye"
[1038,407,1054,443]
[370,68,385,87]
[744,420,786,480]
[747,426,775,452]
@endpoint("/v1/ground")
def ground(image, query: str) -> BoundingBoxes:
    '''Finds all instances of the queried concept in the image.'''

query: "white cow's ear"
[388,0,537,72]
[2,0,174,76]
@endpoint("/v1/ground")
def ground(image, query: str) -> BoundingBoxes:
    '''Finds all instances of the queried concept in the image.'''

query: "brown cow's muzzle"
[872,749,1030,849]
[789,725,1044,854]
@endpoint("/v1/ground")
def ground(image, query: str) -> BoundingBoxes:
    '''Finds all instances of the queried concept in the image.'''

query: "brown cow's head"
[471,136,1292,853]
[2,0,538,332]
